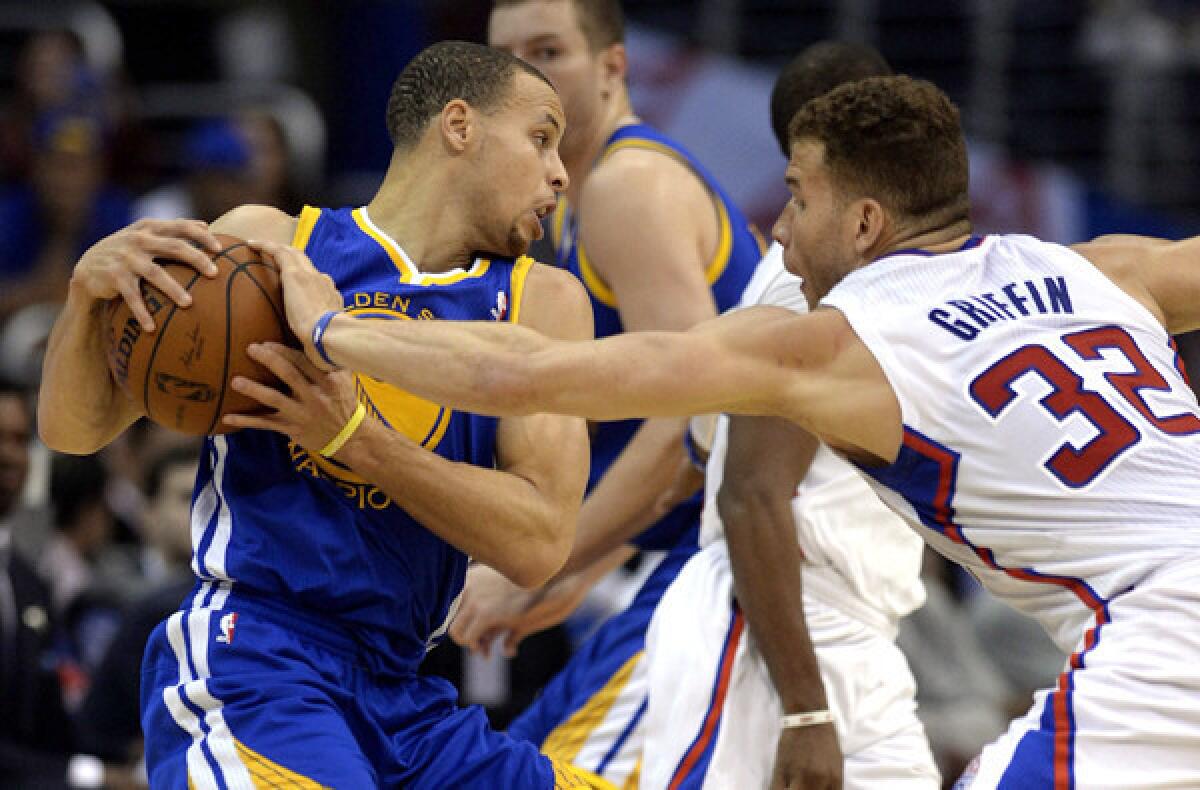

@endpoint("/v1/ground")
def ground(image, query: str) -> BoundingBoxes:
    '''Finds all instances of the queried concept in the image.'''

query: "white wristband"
[781,710,834,729]
[67,754,105,788]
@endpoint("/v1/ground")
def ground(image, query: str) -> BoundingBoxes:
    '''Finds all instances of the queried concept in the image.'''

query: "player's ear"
[598,43,626,95]
[440,99,474,153]
[852,197,886,257]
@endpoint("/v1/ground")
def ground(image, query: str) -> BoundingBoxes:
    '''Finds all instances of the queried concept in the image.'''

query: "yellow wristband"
[320,401,367,458]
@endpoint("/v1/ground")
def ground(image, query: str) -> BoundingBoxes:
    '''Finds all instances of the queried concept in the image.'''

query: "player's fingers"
[115,276,155,332]
[127,255,193,309]
[222,413,280,432]
[136,218,222,255]
[246,343,313,393]
[501,629,527,658]
[138,232,220,278]
[230,375,294,412]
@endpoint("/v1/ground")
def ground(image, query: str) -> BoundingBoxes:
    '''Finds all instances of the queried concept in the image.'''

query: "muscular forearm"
[339,417,572,588]
[561,417,688,575]
[37,282,139,454]
[321,312,783,421]
[724,491,827,713]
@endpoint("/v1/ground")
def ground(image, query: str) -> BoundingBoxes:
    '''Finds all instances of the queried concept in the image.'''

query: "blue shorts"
[508,537,698,787]
[141,583,612,789]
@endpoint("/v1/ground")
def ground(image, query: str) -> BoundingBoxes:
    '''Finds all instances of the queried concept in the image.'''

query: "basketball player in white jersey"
[636,43,937,790]
[267,74,1200,788]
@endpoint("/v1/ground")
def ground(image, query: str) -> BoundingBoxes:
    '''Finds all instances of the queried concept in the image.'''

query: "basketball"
[105,234,295,436]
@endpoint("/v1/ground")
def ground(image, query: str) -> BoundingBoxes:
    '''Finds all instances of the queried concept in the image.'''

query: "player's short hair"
[492,0,625,50]
[770,41,891,157]
[789,75,968,225]
[386,40,553,150]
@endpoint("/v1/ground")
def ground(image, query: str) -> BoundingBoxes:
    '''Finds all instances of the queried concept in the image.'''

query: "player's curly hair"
[386,41,553,150]
[789,75,968,225]
[492,0,624,51]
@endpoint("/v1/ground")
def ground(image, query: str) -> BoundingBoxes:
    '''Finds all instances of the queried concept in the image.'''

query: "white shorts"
[642,541,939,789]
[960,558,1200,789]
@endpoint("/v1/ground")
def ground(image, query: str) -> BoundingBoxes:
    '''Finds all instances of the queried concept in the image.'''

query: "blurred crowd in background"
[1,2,1198,788]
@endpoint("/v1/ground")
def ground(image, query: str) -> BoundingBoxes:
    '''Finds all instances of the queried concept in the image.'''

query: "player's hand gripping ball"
[105,234,297,435]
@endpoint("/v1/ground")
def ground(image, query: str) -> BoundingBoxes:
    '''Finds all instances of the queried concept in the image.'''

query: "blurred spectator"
[0,30,96,181]
[39,454,113,616]
[0,111,133,323]
[133,118,254,222]
[896,551,1011,786]
[76,444,198,766]
[238,110,302,213]
[0,377,137,789]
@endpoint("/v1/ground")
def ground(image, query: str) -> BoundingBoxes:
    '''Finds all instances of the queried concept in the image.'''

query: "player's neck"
[873,217,974,261]
[367,170,476,273]
[563,96,637,207]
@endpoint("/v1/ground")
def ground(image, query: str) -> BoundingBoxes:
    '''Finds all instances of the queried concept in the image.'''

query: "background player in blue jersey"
[445,2,763,783]
[38,41,615,789]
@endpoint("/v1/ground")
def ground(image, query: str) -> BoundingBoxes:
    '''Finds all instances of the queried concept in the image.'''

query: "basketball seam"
[142,267,204,429]
[204,243,282,435]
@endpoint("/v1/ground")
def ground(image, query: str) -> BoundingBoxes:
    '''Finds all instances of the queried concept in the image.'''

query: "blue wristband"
[311,310,340,368]
[683,427,707,471]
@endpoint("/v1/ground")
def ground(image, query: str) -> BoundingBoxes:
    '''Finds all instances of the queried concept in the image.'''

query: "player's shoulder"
[210,204,297,245]
[515,258,592,340]
[584,137,707,212]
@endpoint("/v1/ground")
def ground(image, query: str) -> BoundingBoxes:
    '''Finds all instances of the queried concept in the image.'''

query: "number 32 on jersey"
[970,325,1200,487]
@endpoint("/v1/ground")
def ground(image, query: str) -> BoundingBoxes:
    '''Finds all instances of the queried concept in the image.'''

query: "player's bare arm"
[38,218,222,454]
[235,252,592,588]
[556,146,723,571]
[719,416,842,790]
[1074,234,1200,335]
[273,239,901,457]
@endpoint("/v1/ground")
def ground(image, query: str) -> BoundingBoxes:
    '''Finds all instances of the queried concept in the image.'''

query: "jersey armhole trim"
[292,206,321,251]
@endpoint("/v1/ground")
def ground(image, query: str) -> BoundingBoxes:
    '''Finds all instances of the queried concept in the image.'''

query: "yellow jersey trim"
[353,206,491,285]
[577,137,735,306]
[552,198,568,249]
[233,738,331,789]
[352,207,413,282]
[510,255,535,325]
[292,205,321,251]
[541,650,644,763]
[551,759,619,789]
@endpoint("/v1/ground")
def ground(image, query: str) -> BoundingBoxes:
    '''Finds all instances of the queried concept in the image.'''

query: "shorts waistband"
[183,580,366,662]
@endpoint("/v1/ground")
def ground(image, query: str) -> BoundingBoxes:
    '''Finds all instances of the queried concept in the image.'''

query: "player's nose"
[548,150,568,193]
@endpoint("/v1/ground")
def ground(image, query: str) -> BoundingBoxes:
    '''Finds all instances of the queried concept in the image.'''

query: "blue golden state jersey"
[551,123,763,549]
[188,205,535,675]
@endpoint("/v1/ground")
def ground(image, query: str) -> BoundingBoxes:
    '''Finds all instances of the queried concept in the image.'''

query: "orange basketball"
[105,234,296,435]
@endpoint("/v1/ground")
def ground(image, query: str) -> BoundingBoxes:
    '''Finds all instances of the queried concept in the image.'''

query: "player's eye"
[534,132,551,148]
[534,47,560,61]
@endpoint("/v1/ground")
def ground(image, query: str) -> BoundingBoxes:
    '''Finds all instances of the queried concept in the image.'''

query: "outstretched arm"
[319,305,808,421]
[1075,234,1200,335]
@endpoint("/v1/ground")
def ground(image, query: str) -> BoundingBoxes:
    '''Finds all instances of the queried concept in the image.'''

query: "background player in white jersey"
[271,74,1200,788]
[640,44,938,790]
[37,42,612,789]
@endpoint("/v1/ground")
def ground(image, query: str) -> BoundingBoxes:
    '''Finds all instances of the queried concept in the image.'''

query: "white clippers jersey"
[700,243,926,630]
[821,234,1200,653]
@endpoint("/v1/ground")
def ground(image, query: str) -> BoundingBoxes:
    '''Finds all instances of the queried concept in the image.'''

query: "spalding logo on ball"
[105,234,297,435]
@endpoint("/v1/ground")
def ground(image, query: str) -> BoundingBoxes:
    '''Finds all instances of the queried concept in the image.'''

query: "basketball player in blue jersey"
[38,42,615,789]
[437,2,763,783]
[271,76,1200,789]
